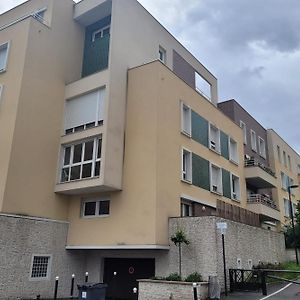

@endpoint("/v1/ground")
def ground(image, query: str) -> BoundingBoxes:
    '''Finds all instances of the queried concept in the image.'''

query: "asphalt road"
[221,282,300,299]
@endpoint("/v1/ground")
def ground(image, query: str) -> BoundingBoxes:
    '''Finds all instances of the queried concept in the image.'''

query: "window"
[209,124,220,153]
[195,72,211,100]
[250,130,257,152]
[0,42,9,72]
[64,88,105,134]
[182,149,192,183]
[159,46,166,64]
[288,155,292,171]
[181,102,191,136]
[281,172,288,190]
[277,146,281,163]
[283,151,287,167]
[298,164,300,175]
[82,199,110,217]
[181,201,193,217]
[229,138,238,163]
[210,164,222,194]
[33,8,46,22]
[239,121,247,145]
[284,198,291,218]
[231,174,240,201]
[258,137,266,158]
[0,85,3,106]
[60,137,101,183]
[92,26,110,42]
[30,255,51,280]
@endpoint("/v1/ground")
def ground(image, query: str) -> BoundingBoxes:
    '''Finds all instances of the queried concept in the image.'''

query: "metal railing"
[244,159,276,177]
[247,194,278,210]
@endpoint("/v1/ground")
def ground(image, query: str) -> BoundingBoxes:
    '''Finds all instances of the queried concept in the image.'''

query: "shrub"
[253,262,282,270]
[165,273,182,281]
[185,272,202,282]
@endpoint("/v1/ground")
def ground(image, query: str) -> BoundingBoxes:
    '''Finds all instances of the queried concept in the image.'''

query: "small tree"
[285,202,300,248]
[171,229,190,277]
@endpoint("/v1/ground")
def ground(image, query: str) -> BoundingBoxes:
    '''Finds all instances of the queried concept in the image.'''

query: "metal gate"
[229,269,261,292]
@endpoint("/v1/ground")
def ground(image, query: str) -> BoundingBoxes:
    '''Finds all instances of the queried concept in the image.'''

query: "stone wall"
[0,214,86,300]
[158,216,286,288]
[285,248,300,262]
[138,280,208,300]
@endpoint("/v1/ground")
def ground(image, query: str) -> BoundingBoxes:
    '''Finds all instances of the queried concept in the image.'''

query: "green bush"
[185,272,202,282]
[165,273,182,281]
[253,262,282,270]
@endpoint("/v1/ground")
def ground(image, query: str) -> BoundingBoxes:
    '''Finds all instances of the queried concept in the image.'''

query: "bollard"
[54,276,59,300]
[193,282,197,300]
[112,272,117,300]
[133,287,138,300]
[70,274,75,299]
[85,272,89,283]
[261,271,267,296]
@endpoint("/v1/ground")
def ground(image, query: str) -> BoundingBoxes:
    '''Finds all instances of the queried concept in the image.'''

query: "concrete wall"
[138,280,208,300]
[0,214,86,300]
[159,216,286,288]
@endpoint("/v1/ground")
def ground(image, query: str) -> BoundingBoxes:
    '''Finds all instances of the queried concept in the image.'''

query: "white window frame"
[239,121,247,145]
[182,148,192,183]
[258,136,266,159]
[209,124,221,153]
[32,7,47,22]
[92,25,110,42]
[60,137,101,183]
[29,254,52,281]
[250,130,257,152]
[284,198,291,218]
[281,172,288,190]
[231,173,240,201]
[159,46,166,64]
[81,198,110,218]
[229,137,239,164]
[180,101,191,137]
[0,41,10,73]
[195,71,212,101]
[210,163,223,195]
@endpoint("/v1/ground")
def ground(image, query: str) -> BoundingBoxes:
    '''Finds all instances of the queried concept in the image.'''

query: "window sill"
[210,190,222,196]
[181,130,191,138]
[0,68,6,74]
[209,147,221,155]
[231,198,241,203]
[229,159,239,166]
[82,214,109,219]
[181,179,192,185]
[59,176,100,185]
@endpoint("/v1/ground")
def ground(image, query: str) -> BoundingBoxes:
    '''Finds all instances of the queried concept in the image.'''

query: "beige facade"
[267,129,300,226]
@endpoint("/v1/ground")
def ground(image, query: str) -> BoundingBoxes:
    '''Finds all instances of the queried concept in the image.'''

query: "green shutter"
[222,169,231,199]
[220,131,229,160]
[192,153,210,191]
[191,111,209,147]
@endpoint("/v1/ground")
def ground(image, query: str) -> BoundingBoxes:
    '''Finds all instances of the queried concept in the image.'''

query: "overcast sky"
[1,0,300,154]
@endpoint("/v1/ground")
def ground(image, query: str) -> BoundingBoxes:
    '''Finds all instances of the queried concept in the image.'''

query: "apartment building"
[267,129,300,226]
[218,100,280,230]
[0,0,294,299]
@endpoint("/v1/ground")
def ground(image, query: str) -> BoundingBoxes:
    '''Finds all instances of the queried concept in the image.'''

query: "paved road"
[221,282,300,299]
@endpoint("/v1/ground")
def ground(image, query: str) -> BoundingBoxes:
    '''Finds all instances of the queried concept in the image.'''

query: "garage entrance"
[103,258,155,300]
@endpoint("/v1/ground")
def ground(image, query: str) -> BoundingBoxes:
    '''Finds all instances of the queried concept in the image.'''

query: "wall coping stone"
[0,213,69,224]
[138,279,208,286]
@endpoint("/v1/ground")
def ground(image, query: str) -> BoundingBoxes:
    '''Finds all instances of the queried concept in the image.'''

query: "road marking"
[258,283,293,299]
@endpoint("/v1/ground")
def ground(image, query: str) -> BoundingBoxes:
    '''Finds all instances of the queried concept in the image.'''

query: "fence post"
[193,282,198,300]
[229,270,233,292]
[53,276,59,300]
[70,274,75,299]
[112,272,117,300]
[261,271,267,296]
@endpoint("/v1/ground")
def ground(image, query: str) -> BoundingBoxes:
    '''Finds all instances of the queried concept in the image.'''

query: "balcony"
[244,159,277,188]
[247,194,280,221]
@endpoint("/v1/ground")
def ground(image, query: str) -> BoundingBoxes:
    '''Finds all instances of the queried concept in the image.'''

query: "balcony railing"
[247,194,278,210]
[244,159,276,178]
